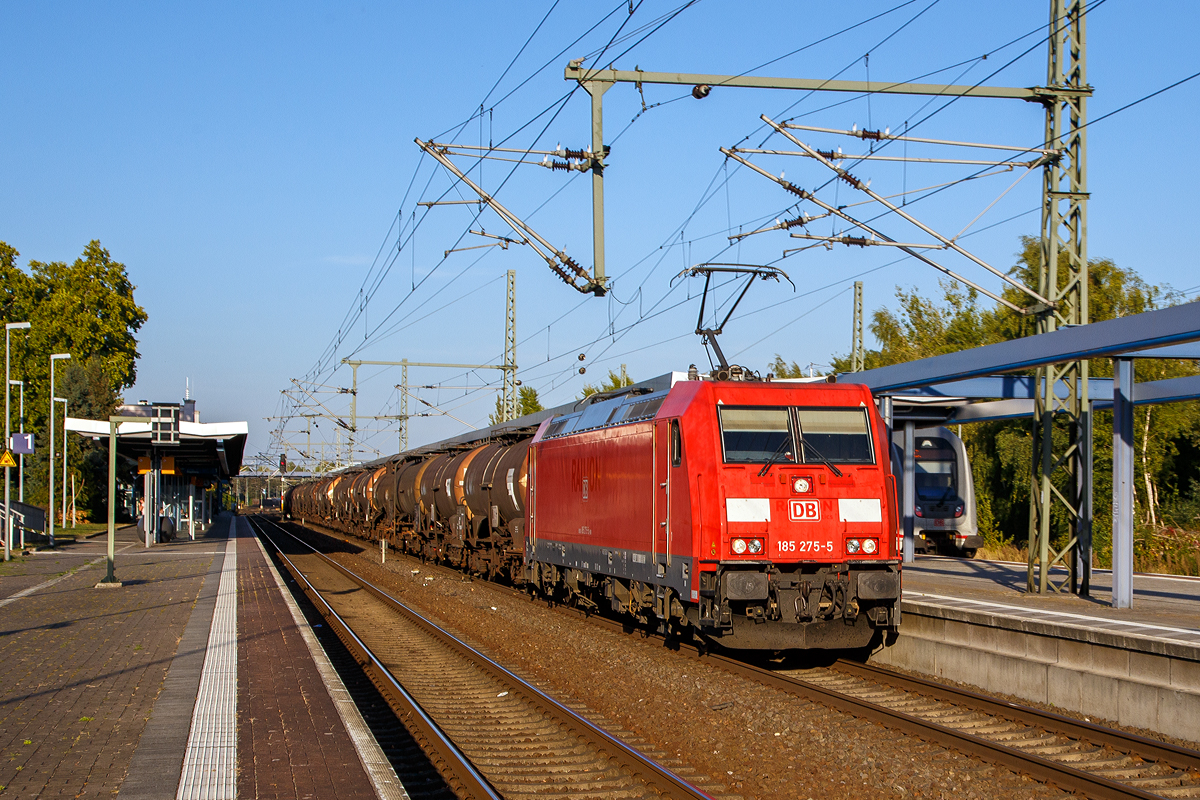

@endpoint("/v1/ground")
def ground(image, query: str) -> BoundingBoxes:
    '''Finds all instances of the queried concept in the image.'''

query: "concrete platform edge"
[901,596,1200,660]
[875,600,1200,743]
[250,517,408,800]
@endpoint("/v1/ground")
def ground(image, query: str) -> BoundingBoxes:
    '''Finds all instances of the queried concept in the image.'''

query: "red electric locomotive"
[284,370,901,651]
[527,371,900,650]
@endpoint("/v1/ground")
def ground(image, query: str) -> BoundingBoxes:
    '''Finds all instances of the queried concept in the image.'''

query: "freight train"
[283,371,902,651]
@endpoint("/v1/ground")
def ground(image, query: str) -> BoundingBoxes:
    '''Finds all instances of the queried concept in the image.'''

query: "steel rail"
[697,655,1173,800]
[618,627,1174,800]
[249,516,501,800]
[833,659,1200,774]
[259,515,715,800]
[280,517,1193,799]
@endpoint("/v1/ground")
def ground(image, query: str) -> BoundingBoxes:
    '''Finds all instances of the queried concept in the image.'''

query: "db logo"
[788,499,820,521]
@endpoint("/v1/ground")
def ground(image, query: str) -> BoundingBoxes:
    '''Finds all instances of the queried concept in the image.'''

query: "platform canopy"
[66,417,248,479]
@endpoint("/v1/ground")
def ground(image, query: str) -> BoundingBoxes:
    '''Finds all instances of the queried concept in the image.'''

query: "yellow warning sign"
[0,450,15,468]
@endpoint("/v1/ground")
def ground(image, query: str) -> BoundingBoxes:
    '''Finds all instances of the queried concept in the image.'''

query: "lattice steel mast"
[1029,0,1091,594]
[503,269,517,422]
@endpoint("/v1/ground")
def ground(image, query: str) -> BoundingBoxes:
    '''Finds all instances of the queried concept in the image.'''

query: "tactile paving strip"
[176,526,238,799]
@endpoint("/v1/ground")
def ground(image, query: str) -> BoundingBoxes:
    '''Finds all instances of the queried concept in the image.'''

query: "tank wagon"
[285,371,902,651]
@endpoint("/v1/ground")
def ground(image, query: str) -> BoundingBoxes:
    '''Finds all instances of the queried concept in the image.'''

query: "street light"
[54,397,67,530]
[49,353,70,547]
[5,321,31,563]
[9,380,24,547]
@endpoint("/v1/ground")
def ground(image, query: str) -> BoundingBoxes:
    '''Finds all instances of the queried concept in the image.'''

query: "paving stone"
[0,522,220,798]
[236,522,377,800]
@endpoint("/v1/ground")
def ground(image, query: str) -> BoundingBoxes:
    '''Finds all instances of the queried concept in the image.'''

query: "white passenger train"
[892,426,982,558]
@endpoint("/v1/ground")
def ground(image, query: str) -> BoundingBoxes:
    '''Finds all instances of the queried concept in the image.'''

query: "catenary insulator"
[782,181,812,200]
[837,171,864,189]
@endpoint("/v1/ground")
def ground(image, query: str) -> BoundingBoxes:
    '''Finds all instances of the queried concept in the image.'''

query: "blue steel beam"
[853,303,1200,392]
[889,376,1114,401]
[1091,373,1200,410]
[938,375,1200,422]
[1119,343,1200,359]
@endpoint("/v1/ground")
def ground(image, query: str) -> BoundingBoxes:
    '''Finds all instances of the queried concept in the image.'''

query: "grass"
[1134,526,1200,576]
[976,542,1027,563]
[52,522,110,540]
[975,528,1200,577]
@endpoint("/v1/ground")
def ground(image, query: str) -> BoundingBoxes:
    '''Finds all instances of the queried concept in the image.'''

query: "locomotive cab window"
[719,407,793,463]
[794,408,874,464]
[671,419,682,467]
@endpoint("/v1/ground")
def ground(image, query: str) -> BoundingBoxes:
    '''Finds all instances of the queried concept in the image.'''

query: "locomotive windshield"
[795,408,874,464]
[914,436,957,500]
[719,406,874,464]
[719,407,792,463]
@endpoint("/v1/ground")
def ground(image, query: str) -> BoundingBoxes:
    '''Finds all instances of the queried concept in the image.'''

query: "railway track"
[792,661,1200,798]
[273,516,1200,799]
[249,515,730,800]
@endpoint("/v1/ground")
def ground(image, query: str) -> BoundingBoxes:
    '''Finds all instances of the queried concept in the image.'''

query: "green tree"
[2,240,147,518]
[775,235,1200,564]
[579,367,633,399]
[488,385,544,425]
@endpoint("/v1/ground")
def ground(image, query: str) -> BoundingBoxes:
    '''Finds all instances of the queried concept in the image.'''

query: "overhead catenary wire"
[287,0,1195,462]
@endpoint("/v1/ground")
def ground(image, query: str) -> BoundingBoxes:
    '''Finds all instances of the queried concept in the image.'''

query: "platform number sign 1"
[152,404,180,445]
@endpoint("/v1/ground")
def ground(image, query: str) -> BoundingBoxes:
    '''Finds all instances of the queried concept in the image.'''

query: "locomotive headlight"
[731,538,748,554]
[954,504,964,518]
[862,538,878,554]
[846,539,861,554]
[792,476,812,494]
[914,506,924,518]
[747,538,764,555]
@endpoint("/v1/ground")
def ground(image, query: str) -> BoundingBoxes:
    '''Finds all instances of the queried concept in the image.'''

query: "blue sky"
[3,1,1197,465]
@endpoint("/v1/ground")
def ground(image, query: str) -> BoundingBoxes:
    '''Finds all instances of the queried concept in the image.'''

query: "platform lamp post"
[48,353,69,547]
[5,321,31,562]
[98,414,143,588]
[54,397,67,529]
[9,380,24,548]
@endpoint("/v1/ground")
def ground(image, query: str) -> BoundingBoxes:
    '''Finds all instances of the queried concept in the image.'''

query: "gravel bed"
[310,530,1071,799]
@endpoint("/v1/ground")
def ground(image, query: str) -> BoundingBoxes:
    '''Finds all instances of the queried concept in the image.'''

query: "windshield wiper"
[796,433,843,478]
[757,436,793,477]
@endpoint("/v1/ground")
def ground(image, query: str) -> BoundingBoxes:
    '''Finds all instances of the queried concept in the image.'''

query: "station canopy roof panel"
[65,403,247,479]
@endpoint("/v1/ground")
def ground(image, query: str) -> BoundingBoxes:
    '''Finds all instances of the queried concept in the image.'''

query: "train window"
[624,395,665,421]
[794,408,875,464]
[671,420,682,467]
[545,417,578,438]
[915,437,957,499]
[719,407,793,463]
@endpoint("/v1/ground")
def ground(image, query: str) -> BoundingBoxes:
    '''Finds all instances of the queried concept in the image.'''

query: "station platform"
[0,514,401,799]
[877,554,1200,743]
